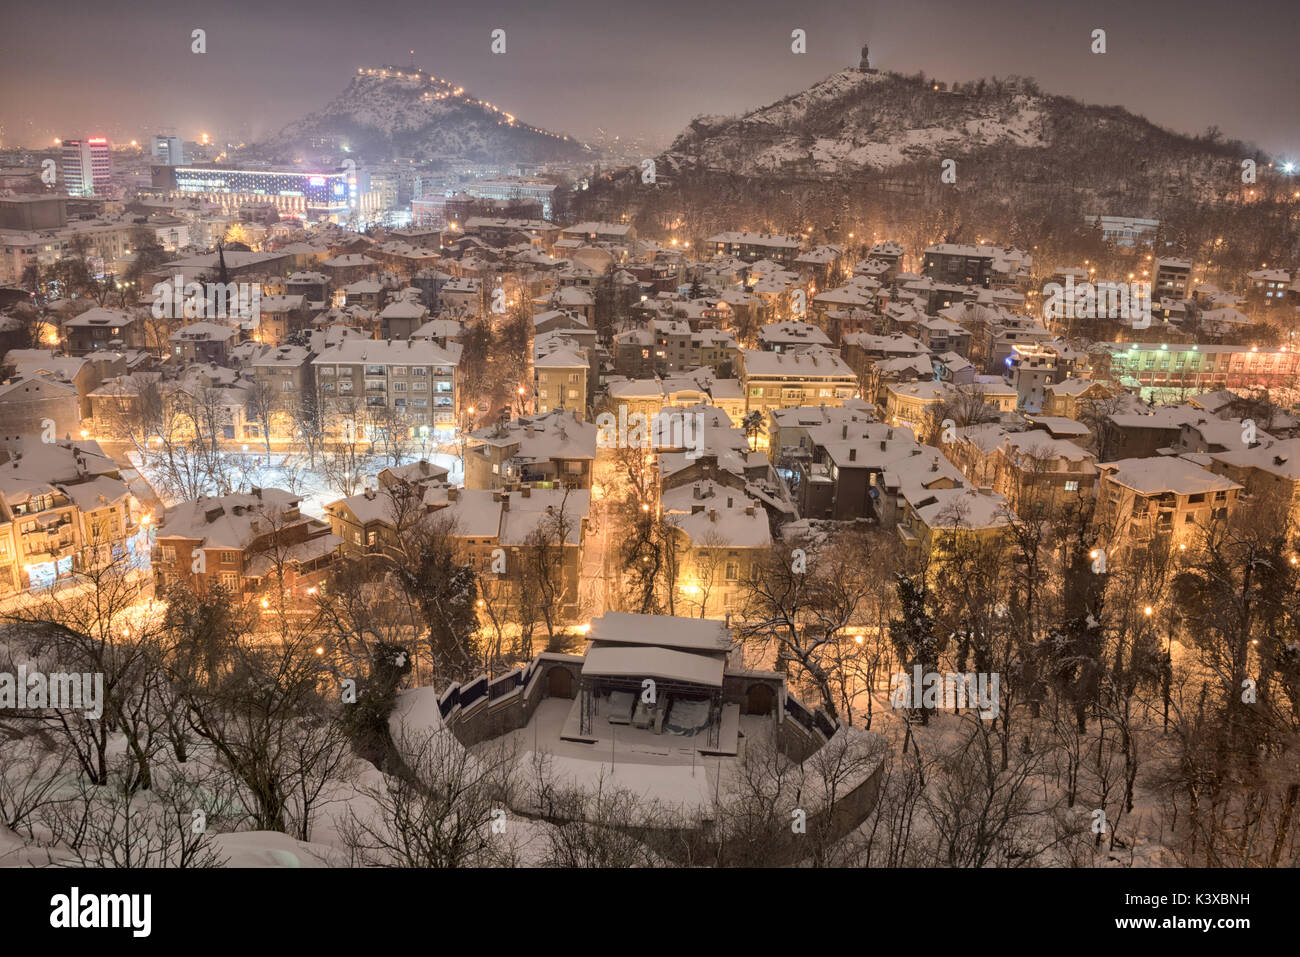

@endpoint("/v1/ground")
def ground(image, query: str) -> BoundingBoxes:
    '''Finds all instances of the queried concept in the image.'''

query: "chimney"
[708,508,718,523]
[841,424,848,439]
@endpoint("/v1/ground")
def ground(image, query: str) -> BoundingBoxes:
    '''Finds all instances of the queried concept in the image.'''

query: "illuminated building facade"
[1100,342,1300,392]
[62,138,111,197]
[154,165,355,222]
[464,179,556,219]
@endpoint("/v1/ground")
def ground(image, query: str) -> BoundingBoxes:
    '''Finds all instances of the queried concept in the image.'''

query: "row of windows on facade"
[319,382,452,395]
[318,366,451,376]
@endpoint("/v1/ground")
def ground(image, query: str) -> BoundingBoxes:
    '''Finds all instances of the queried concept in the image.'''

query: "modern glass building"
[159,166,354,221]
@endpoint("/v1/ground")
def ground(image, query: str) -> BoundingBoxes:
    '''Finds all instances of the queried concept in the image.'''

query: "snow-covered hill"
[565,67,1262,250]
[663,68,1238,181]
[255,66,591,166]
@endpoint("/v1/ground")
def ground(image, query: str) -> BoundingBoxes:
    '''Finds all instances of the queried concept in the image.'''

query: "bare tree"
[337,728,518,867]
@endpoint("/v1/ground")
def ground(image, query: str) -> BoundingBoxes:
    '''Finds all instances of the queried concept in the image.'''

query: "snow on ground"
[129,448,462,517]
[388,685,444,739]
[492,698,759,815]
[210,830,343,867]
[523,751,723,813]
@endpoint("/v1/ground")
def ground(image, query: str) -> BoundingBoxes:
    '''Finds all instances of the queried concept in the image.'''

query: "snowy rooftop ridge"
[586,611,732,653]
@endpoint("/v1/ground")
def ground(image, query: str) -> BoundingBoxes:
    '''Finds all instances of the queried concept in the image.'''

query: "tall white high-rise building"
[61,137,111,197]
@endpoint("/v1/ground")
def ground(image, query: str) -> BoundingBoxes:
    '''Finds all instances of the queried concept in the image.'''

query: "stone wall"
[441,653,583,747]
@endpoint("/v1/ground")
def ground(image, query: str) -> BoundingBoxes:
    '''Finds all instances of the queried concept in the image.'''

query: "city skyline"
[3,0,1297,156]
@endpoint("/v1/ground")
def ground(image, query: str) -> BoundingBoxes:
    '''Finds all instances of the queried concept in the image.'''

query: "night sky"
[2,0,1296,157]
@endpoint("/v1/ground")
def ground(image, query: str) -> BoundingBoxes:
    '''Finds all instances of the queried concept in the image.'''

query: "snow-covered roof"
[757,321,832,346]
[588,611,731,652]
[1099,457,1242,496]
[706,231,802,248]
[582,645,724,687]
[1210,438,1300,481]
[739,347,854,378]
[312,338,459,368]
[156,488,303,548]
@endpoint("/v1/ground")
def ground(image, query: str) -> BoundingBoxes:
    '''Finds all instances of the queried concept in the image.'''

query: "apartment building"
[1208,437,1300,509]
[534,342,590,418]
[63,308,148,355]
[1096,456,1241,551]
[0,439,145,592]
[1100,342,1300,394]
[607,369,746,428]
[882,379,1018,431]
[897,486,1015,563]
[704,232,802,264]
[153,487,340,596]
[313,337,461,438]
[1154,258,1193,300]
[464,409,596,490]
[662,481,772,617]
[737,347,858,416]
[944,425,1098,513]
[433,485,591,621]
[922,243,1032,289]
